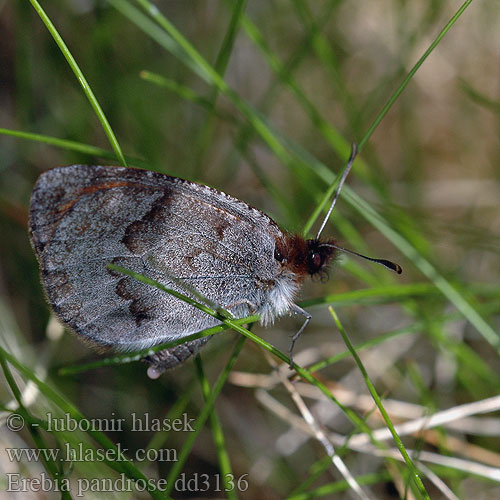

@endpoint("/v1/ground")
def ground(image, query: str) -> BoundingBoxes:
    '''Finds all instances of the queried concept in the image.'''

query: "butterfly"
[29,145,401,378]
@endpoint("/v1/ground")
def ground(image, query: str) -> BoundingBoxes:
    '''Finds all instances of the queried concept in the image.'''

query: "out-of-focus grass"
[1,1,499,499]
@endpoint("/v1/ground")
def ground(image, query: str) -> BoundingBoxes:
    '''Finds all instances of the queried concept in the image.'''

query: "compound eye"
[311,252,322,270]
[274,247,285,262]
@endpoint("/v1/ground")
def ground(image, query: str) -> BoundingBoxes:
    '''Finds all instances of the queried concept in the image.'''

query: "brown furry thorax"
[274,234,337,281]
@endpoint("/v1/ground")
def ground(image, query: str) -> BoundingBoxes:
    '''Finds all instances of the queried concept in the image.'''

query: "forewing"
[29,165,283,350]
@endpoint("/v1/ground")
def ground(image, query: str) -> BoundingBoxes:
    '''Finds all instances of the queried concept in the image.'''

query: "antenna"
[320,243,402,274]
[316,143,402,275]
[316,143,358,240]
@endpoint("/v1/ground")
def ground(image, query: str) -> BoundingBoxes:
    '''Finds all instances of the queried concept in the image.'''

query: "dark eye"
[311,252,322,269]
[274,247,285,262]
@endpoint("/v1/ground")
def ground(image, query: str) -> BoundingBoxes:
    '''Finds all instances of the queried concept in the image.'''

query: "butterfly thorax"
[255,234,337,326]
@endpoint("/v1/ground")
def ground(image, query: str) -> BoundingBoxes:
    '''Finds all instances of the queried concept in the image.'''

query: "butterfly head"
[273,234,337,282]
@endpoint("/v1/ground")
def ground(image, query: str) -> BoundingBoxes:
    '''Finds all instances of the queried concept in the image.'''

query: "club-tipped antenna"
[316,143,358,240]
[321,243,402,274]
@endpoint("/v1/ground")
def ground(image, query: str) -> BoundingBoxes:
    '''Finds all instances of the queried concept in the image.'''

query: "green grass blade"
[58,316,257,376]
[108,264,394,443]
[0,357,72,498]
[195,356,238,500]
[0,128,150,167]
[287,471,393,500]
[164,336,246,496]
[139,71,240,126]
[461,79,500,114]
[28,0,127,166]
[359,0,474,152]
[303,0,474,235]
[141,381,195,466]
[342,187,500,351]
[329,306,431,500]
[0,346,169,500]
[191,0,248,176]
[239,10,346,154]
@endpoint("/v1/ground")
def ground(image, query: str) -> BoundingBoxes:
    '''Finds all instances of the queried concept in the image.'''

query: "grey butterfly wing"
[29,165,285,351]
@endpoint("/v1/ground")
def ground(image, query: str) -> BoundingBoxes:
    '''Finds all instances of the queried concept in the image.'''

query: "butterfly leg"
[288,304,312,369]
[143,336,211,379]
[224,299,258,315]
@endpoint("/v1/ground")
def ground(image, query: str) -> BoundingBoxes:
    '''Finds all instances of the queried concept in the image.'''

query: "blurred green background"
[1,1,499,499]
